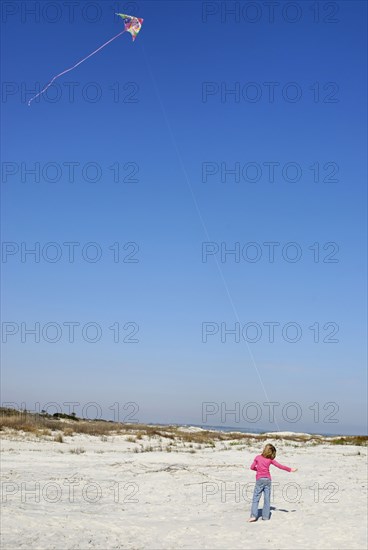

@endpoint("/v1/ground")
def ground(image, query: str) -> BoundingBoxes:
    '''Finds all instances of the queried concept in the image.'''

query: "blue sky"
[1,1,367,434]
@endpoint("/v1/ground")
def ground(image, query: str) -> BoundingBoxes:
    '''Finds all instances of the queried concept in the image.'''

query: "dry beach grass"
[1,408,366,447]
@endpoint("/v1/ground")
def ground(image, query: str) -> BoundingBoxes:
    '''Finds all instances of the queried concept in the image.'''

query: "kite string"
[140,43,281,431]
[28,29,126,106]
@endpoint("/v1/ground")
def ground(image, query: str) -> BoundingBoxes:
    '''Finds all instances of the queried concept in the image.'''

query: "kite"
[28,14,143,106]
[116,13,144,41]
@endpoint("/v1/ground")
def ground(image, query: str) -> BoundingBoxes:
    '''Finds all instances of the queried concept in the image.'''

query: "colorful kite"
[28,14,143,106]
[116,13,144,41]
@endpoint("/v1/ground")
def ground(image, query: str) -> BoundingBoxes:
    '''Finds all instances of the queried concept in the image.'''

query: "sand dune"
[1,429,367,549]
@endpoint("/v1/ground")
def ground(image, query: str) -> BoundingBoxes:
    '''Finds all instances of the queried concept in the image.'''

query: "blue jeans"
[250,478,271,520]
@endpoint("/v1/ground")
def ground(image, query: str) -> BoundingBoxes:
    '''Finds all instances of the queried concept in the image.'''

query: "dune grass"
[0,407,366,446]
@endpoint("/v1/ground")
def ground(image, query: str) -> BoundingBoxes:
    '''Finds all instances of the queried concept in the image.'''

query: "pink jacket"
[250,454,291,480]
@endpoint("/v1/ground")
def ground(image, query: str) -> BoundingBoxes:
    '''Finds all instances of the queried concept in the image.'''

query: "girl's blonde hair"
[262,444,276,459]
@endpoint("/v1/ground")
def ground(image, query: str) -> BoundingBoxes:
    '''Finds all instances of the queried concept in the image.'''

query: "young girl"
[248,443,297,522]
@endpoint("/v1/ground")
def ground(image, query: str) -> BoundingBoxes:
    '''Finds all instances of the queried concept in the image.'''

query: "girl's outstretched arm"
[271,459,292,472]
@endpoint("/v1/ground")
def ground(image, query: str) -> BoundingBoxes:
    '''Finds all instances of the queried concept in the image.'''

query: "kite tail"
[28,29,126,106]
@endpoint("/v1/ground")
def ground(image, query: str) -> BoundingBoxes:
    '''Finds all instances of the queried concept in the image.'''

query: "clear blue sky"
[1,1,367,434]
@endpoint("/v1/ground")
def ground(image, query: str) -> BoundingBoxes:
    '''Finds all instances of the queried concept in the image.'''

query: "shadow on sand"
[255,506,297,519]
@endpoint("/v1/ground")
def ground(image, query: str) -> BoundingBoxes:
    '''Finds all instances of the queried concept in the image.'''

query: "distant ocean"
[193,424,264,434]
[149,423,341,437]
[192,424,342,437]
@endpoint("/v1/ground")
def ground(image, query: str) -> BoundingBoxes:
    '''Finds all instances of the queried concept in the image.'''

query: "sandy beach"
[1,425,367,550]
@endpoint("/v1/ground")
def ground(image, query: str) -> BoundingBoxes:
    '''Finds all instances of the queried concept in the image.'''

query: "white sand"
[1,430,367,549]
